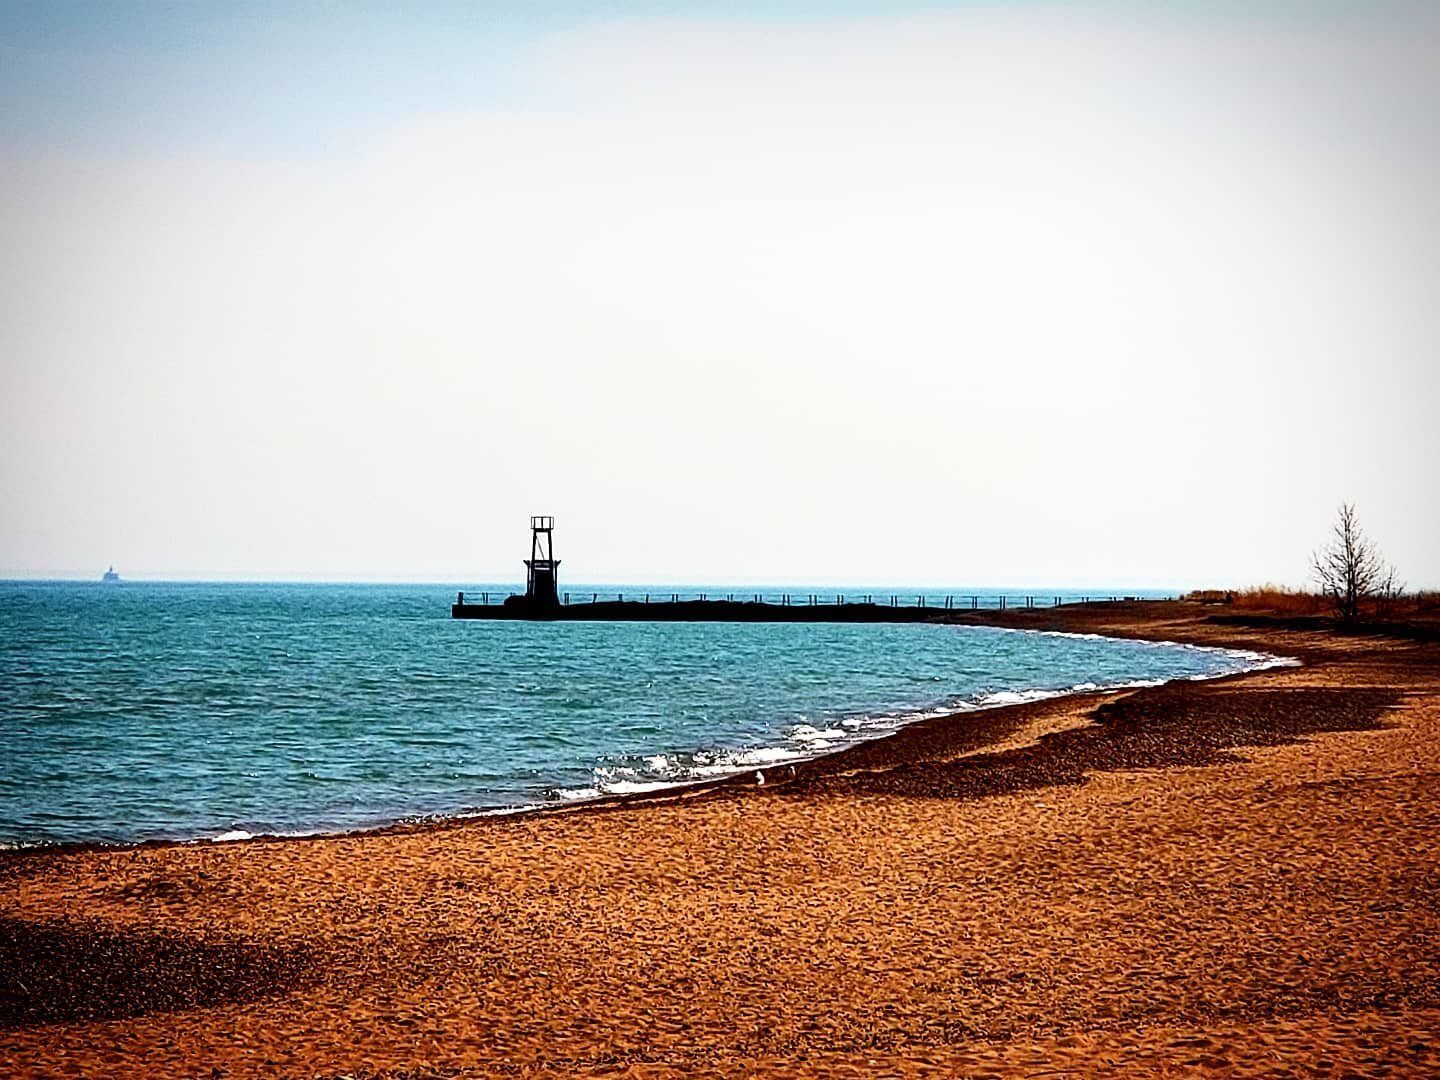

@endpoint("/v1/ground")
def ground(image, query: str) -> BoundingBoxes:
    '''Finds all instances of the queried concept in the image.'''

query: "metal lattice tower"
[524,516,560,606]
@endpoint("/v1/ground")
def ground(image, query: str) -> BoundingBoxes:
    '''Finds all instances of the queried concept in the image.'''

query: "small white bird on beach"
[754,770,765,785]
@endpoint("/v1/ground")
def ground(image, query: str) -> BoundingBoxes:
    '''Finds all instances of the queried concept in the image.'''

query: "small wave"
[699,745,803,769]
[976,688,1061,707]
[197,824,341,843]
[599,780,677,795]
[1004,627,1112,643]
[456,803,543,818]
[548,742,813,804]
[554,787,601,802]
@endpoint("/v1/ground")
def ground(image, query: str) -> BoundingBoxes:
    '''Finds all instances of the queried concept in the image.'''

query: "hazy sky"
[2,1,1437,588]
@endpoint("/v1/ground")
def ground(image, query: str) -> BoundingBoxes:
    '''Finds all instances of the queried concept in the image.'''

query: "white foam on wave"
[725,745,804,766]
[1023,628,1112,643]
[686,746,807,779]
[977,689,1052,707]
[197,824,344,843]
[451,803,545,818]
[549,742,815,802]
[554,786,601,802]
[601,780,680,795]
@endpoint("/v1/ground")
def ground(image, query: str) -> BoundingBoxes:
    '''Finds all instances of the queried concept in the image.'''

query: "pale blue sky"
[1,1,1422,152]
[2,2,1437,586]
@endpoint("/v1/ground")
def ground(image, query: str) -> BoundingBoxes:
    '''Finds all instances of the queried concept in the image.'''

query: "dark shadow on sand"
[1208,613,1440,645]
[0,918,316,1028]
[792,684,1401,801]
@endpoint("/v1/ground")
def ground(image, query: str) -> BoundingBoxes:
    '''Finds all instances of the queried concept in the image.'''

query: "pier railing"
[454,591,1169,610]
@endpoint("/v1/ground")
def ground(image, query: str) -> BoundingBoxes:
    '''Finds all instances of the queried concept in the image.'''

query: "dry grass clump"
[1182,586,1328,614]
[1186,585,1440,624]
[1230,586,1332,616]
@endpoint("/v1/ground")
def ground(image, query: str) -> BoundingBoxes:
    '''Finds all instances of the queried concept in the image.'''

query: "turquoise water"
[1,581,1277,846]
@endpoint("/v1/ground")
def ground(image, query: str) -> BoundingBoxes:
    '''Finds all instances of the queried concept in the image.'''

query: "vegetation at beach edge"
[1185,503,1437,623]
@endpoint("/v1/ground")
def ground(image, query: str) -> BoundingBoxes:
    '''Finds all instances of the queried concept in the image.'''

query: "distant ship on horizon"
[102,566,120,583]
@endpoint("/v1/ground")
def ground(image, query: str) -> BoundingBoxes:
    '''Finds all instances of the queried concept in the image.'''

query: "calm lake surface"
[1,581,1280,846]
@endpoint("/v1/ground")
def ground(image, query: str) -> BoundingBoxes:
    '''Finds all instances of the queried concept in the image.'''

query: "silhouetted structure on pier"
[452,517,1158,622]
[522,515,560,608]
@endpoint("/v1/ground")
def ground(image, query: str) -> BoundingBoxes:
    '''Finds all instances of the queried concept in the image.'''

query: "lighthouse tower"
[524,516,560,607]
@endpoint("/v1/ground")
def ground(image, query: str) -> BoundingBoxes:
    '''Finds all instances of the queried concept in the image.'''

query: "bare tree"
[1312,503,1399,622]
[1375,564,1407,621]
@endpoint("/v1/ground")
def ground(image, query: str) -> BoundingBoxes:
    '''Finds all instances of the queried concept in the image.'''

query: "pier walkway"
[451,592,1159,622]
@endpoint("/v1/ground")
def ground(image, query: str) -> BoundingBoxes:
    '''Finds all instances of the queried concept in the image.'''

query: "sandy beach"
[4,601,1439,1078]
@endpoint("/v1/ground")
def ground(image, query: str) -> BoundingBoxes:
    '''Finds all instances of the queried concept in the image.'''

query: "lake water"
[0,581,1282,846]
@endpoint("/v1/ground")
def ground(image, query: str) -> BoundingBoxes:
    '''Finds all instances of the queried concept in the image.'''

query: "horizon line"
[1,573,1224,593]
